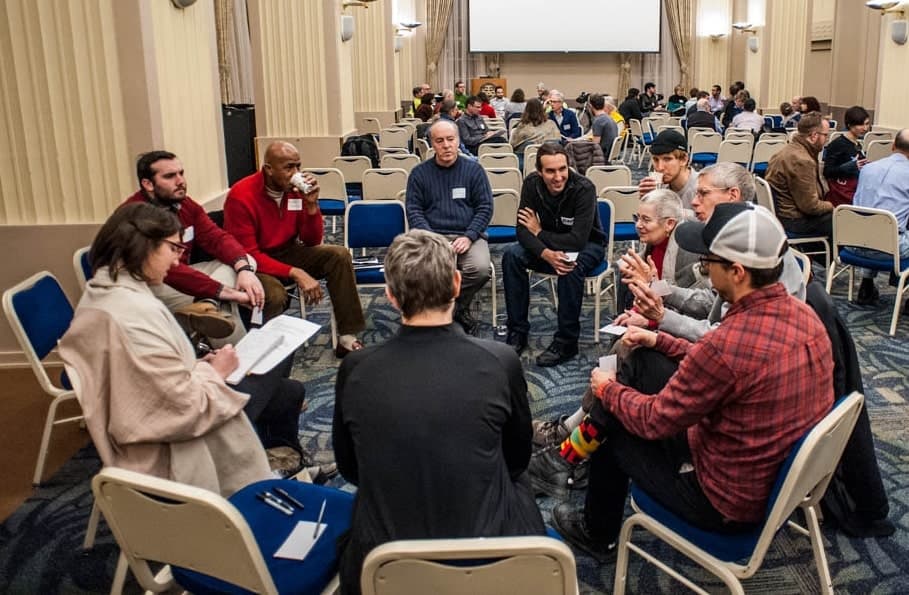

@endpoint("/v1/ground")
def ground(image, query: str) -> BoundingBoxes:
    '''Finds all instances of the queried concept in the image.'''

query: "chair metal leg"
[83,501,101,549]
[33,393,80,485]
[489,262,497,327]
[803,504,834,595]
[110,552,129,595]
[890,275,907,336]
[612,518,634,595]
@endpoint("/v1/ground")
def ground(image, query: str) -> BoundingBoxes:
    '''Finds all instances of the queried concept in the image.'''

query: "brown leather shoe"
[174,302,235,339]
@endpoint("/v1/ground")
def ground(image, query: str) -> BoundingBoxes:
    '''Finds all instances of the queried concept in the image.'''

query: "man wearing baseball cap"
[638,129,699,209]
[546,202,834,562]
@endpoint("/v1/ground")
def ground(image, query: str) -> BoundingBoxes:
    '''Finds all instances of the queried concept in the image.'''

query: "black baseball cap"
[650,130,688,154]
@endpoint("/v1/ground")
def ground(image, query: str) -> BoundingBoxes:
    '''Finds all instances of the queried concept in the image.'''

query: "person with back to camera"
[509,98,561,167]
[333,229,545,594]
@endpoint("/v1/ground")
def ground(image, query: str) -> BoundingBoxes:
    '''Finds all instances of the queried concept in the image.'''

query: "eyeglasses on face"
[163,239,188,256]
[632,213,667,225]
[694,186,729,199]
[698,255,731,275]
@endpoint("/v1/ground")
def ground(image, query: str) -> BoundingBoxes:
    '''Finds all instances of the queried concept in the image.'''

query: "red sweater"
[224,170,324,278]
[123,191,246,298]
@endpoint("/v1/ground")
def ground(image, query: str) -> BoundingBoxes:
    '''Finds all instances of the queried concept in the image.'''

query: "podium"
[471,78,507,97]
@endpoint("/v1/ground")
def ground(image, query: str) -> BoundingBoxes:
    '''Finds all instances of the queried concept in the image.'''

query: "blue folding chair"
[74,246,92,289]
[613,393,864,595]
[344,201,408,289]
[599,186,640,243]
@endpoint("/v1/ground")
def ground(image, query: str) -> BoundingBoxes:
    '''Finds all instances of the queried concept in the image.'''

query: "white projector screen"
[468,0,661,53]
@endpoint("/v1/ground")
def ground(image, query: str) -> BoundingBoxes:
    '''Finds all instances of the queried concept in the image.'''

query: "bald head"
[894,129,909,155]
[263,141,302,192]
[429,118,459,142]
[697,98,710,112]
[429,119,460,167]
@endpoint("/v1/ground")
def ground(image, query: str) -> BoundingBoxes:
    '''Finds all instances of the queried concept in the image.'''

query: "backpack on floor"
[342,134,380,168]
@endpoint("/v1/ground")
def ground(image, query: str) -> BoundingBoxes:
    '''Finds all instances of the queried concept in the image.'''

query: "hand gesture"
[236,270,265,309]
[517,207,542,236]
[621,325,658,349]
[292,269,324,305]
[627,279,664,322]
[614,309,649,328]
[450,236,472,255]
[541,249,576,276]
[206,345,239,379]
[619,249,655,286]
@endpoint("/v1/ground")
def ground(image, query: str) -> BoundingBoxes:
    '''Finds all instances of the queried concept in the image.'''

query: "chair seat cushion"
[752,162,768,176]
[318,199,346,216]
[630,486,761,562]
[588,260,609,277]
[172,481,354,595]
[614,222,639,242]
[487,226,517,244]
[355,268,386,284]
[691,153,718,165]
[839,247,909,272]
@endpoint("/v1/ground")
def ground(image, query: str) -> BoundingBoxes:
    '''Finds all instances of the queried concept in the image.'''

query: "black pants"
[236,354,305,448]
[582,347,757,542]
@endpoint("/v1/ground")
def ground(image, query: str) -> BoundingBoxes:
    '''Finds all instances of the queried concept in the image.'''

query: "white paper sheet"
[599,324,628,336]
[273,521,326,561]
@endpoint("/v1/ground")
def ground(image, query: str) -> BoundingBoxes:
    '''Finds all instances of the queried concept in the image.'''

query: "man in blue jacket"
[548,90,582,140]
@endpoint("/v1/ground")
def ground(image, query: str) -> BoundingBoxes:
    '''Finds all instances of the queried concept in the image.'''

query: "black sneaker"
[527,446,588,499]
[532,415,572,448]
[454,307,480,336]
[535,341,578,367]
[505,330,528,354]
[550,502,617,564]
[855,279,880,306]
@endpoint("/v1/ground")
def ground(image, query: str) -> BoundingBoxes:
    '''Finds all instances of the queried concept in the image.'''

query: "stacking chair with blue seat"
[2,272,82,486]
[864,139,892,163]
[826,205,909,335]
[479,152,520,171]
[332,155,372,201]
[344,200,408,291]
[585,165,632,196]
[379,152,420,174]
[303,167,348,234]
[93,467,354,595]
[613,392,864,595]
[599,186,639,244]
[627,119,654,167]
[749,138,787,177]
[688,130,722,168]
[716,139,753,169]
[74,246,92,290]
[360,536,579,595]
[362,168,409,201]
[486,189,520,326]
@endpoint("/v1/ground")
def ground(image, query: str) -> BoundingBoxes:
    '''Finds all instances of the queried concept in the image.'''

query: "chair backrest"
[717,139,753,167]
[479,152,520,170]
[628,119,645,139]
[724,129,755,144]
[414,138,431,160]
[523,145,541,177]
[750,393,863,569]
[360,536,578,595]
[378,127,411,149]
[361,117,382,134]
[607,135,624,163]
[760,132,789,142]
[477,142,514,157]
[92,467,278,595]
[391,122,416,135]
[332,155,372,185]
[74,246,92,290]
[826,130,845,146]
[490,189,519,227]
[688,131,722,155]
[302,168,347,200]
[598,198,616,263]
[790,248,812,286]
[345,200,408,250]
[686,126,715,141]
[753,175,775,214]
[751,139,787,167]
[362,168,409,200]
[484,167,523,193]
[832,205,902,272]
[585,165,632,194]
[379,153,421,173]
[862,131,893,151]
[864,140,891,163]
[2,272,74,397]
[656,124,685,137]
[599,186,640,224]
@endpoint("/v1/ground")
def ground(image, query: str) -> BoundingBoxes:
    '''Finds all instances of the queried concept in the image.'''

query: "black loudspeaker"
[222,104,256,186]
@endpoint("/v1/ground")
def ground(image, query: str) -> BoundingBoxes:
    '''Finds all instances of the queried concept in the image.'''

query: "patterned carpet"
[2,173,909,593]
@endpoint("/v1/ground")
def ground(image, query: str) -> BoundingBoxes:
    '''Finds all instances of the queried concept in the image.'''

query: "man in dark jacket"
[502,143,605,366]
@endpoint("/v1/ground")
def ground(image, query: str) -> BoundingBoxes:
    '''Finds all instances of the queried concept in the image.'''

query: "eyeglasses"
[163,239,187,256]
[698,255,731,275]
[632,214,667,225]
[694,186,729,198]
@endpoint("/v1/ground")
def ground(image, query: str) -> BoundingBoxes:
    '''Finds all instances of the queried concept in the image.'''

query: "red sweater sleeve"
[224,191,294,278]
[183,200,246,265]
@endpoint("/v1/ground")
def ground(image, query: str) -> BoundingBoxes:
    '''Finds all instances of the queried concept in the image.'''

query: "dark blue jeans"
[502,241,604,346]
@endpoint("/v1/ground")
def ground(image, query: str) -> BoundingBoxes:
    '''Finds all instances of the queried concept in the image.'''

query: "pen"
[313,499,327,538]
[274,487,305,510]
[257,492,292,516]
[262,491,294,514]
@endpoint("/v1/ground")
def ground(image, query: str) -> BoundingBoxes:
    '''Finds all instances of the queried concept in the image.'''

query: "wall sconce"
[341,15,355,42]
[342,0,378,9]
[866,2,908,44]
[394,21,423,36]
[732,22,756,33]
[732,22,759,52]
[865,1,904,15]
[747,37,760,52]
[709,33,727,41]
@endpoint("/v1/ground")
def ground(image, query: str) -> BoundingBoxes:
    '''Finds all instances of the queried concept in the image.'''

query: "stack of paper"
[226,315,321,384]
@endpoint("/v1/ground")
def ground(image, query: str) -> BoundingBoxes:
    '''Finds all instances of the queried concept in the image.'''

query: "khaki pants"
[259,243,366,336]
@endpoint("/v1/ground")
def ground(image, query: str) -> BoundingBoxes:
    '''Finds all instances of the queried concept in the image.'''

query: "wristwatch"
[237,264,255,274]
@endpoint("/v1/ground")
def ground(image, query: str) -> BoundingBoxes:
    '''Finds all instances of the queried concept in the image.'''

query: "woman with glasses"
[59,202,273,496]
[823,105,870,207]
[615,189,701,312]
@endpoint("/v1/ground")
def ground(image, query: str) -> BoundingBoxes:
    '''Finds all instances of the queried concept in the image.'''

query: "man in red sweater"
[225,141,366,357]
[123,151,266,346]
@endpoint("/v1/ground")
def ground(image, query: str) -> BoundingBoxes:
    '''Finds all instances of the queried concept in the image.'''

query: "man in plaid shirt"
[546,203,834,562]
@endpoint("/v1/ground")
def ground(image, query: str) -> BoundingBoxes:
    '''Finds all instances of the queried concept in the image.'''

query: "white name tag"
[182,225,194,243]
[287,198,303,211]
[563,124,572,130]
[452,187,467,200]
[560,216,574,226]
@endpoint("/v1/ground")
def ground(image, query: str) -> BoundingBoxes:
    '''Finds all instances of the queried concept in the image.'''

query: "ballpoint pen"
[262,491,294,514]
[313,499,327,538]
[274,487,305,510]
[256,492,292,516]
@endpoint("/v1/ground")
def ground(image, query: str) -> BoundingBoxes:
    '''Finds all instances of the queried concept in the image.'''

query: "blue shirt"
[548,108,581,139]
[854,152,909,232]
[406,156,493,241]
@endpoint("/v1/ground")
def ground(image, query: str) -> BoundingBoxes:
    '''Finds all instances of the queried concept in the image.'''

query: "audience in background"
[781,101,800,128]
[852,129,909,305]
[405,120,493,335]
[547,90,582,140]
[765,112,834,247]
[686,98,722,132]
[414,92,435,122]
[510,98,561,159]
[708,84,725,115]
[686,90,710,116]
[333,229,545,594]
[683,87,700,113]
[458,95,507,154]
[721,89,748,129]
[605,95,626,138]
[477,91,497,119]
[619,88,644,123]
[666,85,687,116]
[589,94,619,157]
[435,88,454,114]
[639,82,662,116]
[823,105,870,207]
[225,141,366,357]
[800,96,822,115]
[454,80,468,109]
[504,87,527,123]
[638,130,699,209]
[490,85,508,118]
[730,98,764,133]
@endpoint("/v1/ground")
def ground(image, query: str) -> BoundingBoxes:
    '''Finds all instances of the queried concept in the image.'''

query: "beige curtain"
[214,0,255,104]
[617,53,632,100]
[425,0,455,89]
[663,0,693,90]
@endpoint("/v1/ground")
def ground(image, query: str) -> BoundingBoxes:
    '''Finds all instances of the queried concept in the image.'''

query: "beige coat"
[59,267,271,496]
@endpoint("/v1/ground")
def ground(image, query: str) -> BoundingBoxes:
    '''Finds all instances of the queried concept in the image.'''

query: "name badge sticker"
[452,187,467,200]
[182,226,194,243]
[561,216,575,226]
[563,124,572,130]
[288,198,303,211]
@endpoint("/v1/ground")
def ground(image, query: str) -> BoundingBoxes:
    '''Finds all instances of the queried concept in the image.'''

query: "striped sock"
[559,416,602,464]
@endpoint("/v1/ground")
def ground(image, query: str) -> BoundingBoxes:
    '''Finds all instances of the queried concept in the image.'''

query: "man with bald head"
[225,141,366,356]
[406,119,493,334]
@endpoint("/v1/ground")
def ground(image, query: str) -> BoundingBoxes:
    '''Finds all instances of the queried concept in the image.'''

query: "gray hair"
[549,89,564,101]
[640,189,683,221]
[604,95,616,109]
[696,98,710,112]
[699,162,755,203]
[384,230,457,318]
[429,118,459,141]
